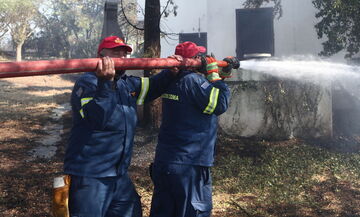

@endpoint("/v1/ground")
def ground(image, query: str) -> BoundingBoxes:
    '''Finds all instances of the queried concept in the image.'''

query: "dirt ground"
[0,75,74,216]
[0,74,178,216]
[1,74,360,217]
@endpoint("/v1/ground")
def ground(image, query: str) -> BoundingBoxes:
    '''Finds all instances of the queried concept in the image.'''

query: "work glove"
[200,56,222,82]
[220,56,240,79]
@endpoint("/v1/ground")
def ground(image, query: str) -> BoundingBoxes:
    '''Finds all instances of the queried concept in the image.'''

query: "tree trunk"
[16,41,24,61]
[142,0,162,129]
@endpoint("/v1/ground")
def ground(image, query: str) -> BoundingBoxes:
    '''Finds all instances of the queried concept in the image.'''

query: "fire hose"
[0,57,239,79]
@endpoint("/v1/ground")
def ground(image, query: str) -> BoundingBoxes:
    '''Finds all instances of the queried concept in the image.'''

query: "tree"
[142,0,178,128]
[120,0,177,128]
[0,3,9,40]
[0,0,41,61]
[23,0,105,59]
[47,0,104,58]
[25,0,141,59]
[143,0,162,128]
[312,0,360,58]
[119,0,144,56]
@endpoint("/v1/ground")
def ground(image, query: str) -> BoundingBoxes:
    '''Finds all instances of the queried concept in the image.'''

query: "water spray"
[239,55,360,102]
[240,55,360,83]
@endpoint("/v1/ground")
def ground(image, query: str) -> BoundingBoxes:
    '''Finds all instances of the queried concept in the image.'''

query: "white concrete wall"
[219,80,333,139]
[273,0,322,57]
[206,0,239,58]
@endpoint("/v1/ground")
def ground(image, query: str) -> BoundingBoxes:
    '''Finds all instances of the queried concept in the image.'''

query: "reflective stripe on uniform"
[206,62,218,71]
[79,97,93,118]
[161,93,179,101]
[136,77,150,105]
[203,87,219,114]
[81,97,93,106]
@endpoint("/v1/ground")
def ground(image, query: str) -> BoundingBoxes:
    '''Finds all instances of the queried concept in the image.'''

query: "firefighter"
[63,36,178,217]
[149,41,238,217]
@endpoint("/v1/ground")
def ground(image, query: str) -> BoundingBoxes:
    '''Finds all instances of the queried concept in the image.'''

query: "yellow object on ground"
[52,175,71,217]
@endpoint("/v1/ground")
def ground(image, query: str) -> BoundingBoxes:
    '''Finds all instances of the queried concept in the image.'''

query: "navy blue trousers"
[150,163,212,217]
[69,173,142,217]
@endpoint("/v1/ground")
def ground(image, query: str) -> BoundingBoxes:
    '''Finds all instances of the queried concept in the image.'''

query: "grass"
[211,136,360,216]
[131,134,360,216]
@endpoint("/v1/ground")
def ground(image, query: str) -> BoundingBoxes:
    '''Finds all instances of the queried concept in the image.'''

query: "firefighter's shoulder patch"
[201,81,210,90]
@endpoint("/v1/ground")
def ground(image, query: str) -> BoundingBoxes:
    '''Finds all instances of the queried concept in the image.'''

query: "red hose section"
[0,58,228,78]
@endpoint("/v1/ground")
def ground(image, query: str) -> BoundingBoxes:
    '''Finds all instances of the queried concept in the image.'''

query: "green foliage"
[0,0,41,60]
[243,0,283,18]
[312,0,360,58]
[24,0,142,59]
[0,0,40,43]
[31,0,104,58]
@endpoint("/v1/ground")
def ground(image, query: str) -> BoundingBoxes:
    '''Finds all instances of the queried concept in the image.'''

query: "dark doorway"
[236,7,274,60]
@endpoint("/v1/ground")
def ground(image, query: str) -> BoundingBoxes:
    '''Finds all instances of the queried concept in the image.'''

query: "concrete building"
[151,0,345,139]
[159,0,346,60]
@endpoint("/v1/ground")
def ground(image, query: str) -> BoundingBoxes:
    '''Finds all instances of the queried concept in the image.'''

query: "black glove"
[199,53,217,74]
[199,55,208,74]
[222,56,240,73]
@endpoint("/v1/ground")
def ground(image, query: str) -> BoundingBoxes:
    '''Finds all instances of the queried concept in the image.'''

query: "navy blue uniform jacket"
[155,70,230,167]
[64,71,174,177]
